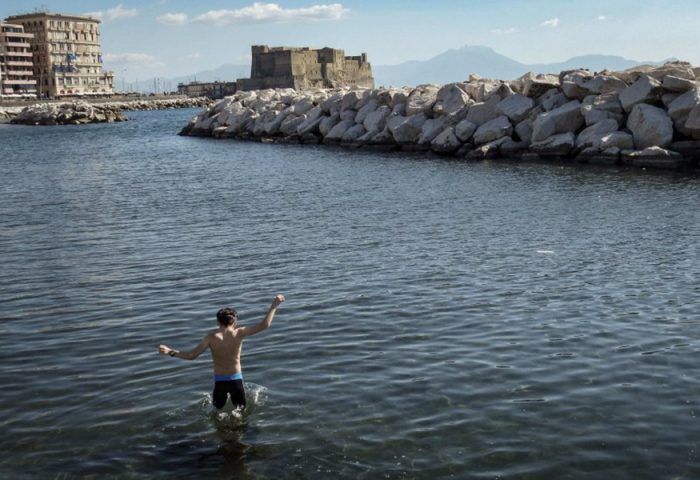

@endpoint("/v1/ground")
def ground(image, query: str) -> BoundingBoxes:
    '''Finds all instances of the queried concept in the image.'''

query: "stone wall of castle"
[237,45,374,91]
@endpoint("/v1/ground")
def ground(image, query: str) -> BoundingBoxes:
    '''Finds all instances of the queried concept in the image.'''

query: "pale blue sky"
[2,0,699,82]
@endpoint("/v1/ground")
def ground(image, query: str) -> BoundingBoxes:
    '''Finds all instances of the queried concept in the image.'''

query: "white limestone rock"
[575,119,620,148]
[663,75,697,93]
[473,115,513,145]
[581,94,624,126]
[341,91,362,111]
[515,119,534,144]
[340,109,357,122]
[292,97,315,115]
[433,84,470,115]
[582,75,627,95]
[324,119,356,141]
[520,72,561,98]
[597,131,635,150]
[355,99,379,124]
[279,114,306,136]
[627,104,673,149]
[363,106,391,133]
[418,116,448,145]
[531,100,584,143]
[667,89,700,125]
[496,94,535,123]
[618,75,662,113]
[561,70,593,99]
[376,88,410,107]
[455,119,477,142]
[538,89,568,112]
[430,127,462,154]
[465,95,500,126]
[388,114,428,144]
[341,124,367,143]
[296,110,324,135]
[319,113,341,136]
[530,132,576,156]
[406,85,440,116]
[321,93,344,114]
[685,104,700,139]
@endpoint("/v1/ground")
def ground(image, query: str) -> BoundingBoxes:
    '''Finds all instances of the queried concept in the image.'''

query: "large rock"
[355,99,378,124]
[341,124,367,143]
[627,104,673,149]
[279,114,306,136]
[292,97,315,115]
[561,70,593,99]
[319,113,340,136]
[472,115,512,145]
[515,119,534,144]
[430,127,462,154]
[520,72,561,98]
[530,132,576,156]
[324,119,355,141]
[496,94,534,123]
[455,119,477,142]
[433,84,470,115]
[531,100,584,143]
[663,75,697,93]
[418,116,448,145]
[321,92,344,114]
[618,75,662,112]
[581,94,624,126]
[667,88,700,126]
[582,75,627,95]
[465,95,500,126]
[575,119,620,148]
[685,105,700,139]
[388,114,428,143]
[406,85,439,116]
[363,106,391,133]
[341,91,362,111]
[597,131,634,150]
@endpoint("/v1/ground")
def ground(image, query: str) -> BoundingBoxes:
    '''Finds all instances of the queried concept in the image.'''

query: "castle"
[236,45,374,91]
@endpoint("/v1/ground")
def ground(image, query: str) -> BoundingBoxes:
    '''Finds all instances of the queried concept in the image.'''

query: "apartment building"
[5,12,114,98]
[0,22,36,98]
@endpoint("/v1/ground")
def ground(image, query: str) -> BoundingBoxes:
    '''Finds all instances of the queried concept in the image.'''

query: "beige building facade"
[237,45,374,91]
[5,12,114,98]
[0,22,36,97]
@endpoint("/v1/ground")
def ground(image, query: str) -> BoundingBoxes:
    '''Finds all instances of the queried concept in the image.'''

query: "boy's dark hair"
[217,307,237,326]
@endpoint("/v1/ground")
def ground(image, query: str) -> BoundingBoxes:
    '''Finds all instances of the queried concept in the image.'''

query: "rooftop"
[6,12,101,23]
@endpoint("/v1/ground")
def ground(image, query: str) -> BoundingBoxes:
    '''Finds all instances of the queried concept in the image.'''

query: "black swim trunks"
[212,373,246,409]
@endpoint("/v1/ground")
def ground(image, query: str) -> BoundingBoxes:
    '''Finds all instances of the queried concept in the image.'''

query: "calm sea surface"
[1,108,700,479]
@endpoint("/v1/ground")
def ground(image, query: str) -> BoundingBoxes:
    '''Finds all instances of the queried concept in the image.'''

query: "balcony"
[3,51,33,58]
[3,79,37,85]
[5,61,33,67]
[3,41,31,48]
[5,70,34,76]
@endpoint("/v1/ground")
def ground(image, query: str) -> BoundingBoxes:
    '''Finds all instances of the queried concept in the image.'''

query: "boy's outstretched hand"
[272,294,285,308]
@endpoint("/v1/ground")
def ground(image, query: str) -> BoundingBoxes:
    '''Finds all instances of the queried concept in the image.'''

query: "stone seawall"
[179,62,700,170]
[2,97,212,125]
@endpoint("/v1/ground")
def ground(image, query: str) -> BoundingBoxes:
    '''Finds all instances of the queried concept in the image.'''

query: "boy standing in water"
[158,294,285,410]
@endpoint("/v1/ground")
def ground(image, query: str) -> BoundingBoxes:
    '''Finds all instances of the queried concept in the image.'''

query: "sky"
[2,0,700,83]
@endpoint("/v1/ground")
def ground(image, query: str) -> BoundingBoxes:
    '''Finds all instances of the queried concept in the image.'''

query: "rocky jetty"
[11,102,127,125]
[3,97,211,125]
[179,61,700,170]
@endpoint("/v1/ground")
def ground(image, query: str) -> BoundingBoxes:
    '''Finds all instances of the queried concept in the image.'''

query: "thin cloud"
[193,2,349,26]
[157,12,188,26]
[491,27,517,35]
[182,52,201,60]
[85,4,138,22]
[103,53,156,64]
[597,15,607,21]
[541,17,560,28]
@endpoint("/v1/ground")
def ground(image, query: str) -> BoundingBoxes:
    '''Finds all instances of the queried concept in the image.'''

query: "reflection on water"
[1,109,700,479]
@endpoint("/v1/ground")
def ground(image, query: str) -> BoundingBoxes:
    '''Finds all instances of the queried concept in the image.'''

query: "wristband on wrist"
[169,351,176,357]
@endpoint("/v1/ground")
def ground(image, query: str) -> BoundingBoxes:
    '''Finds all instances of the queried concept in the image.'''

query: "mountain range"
[119,45,670,93]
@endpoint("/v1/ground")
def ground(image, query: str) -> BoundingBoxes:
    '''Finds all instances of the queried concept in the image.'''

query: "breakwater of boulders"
[3,97,212,125]
[179,61,700,170]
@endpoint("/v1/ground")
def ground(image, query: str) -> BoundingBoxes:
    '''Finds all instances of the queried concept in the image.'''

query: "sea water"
[1,109,700,479]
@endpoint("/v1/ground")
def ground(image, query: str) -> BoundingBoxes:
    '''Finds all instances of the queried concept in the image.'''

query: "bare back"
[208,326,245,375]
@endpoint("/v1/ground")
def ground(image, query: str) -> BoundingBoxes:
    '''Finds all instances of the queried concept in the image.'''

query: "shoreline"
[179,61,700,171]
[0,97,212,125]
